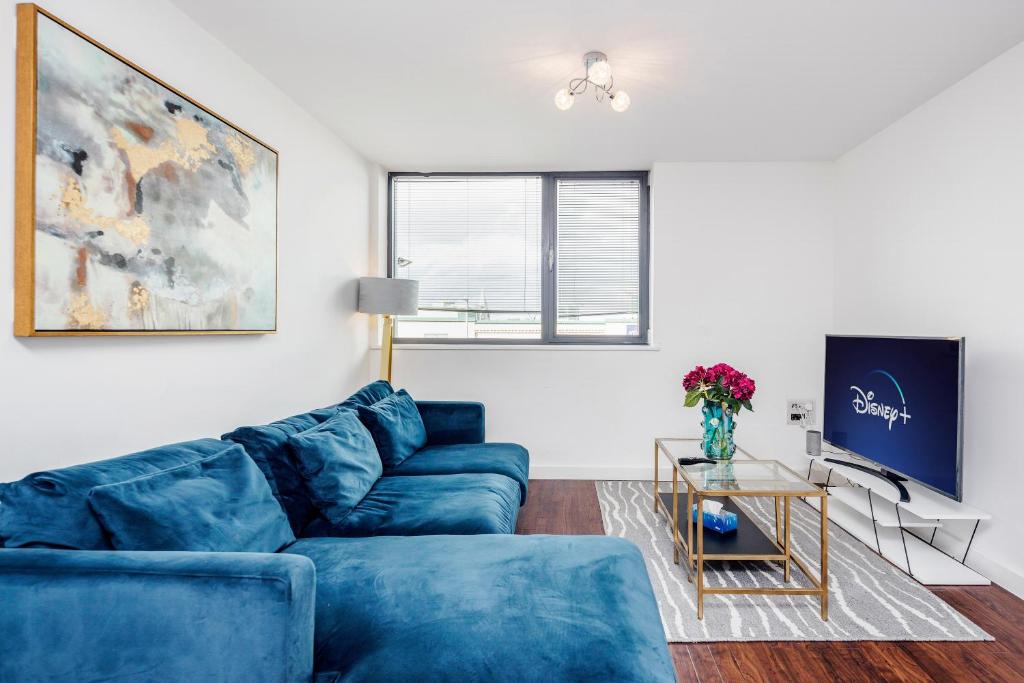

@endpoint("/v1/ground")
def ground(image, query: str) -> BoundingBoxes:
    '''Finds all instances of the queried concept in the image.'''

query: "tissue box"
[692,503,738,533]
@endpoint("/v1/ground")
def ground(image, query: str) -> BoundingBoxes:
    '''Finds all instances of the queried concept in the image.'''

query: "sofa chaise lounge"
[0,382,675,682]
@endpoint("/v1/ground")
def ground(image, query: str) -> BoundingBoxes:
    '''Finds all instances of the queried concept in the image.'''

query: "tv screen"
[822,335,964,501]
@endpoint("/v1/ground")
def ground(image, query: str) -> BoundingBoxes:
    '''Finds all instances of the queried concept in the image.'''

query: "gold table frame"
[653,438,829,620]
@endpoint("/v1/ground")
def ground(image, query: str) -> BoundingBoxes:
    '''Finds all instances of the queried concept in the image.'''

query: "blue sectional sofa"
[0,382,675,682]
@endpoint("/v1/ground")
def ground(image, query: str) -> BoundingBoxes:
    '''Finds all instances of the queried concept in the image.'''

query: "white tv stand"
[801,451,990,585]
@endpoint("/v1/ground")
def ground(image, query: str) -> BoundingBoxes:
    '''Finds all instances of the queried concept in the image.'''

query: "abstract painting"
[15,5,277,335]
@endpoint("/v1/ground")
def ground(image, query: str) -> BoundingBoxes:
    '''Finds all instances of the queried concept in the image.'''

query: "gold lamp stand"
[379,314,395,383]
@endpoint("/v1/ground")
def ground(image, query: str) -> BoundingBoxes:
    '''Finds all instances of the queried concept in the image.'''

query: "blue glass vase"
[701,401,737,460]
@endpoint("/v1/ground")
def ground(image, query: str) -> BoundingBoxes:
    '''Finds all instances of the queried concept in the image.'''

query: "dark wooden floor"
[516,480,1024,682]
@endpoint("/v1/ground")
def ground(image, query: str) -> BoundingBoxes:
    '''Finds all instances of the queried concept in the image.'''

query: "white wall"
[385,163,836,478]
[0,0,371,479]
[834,42,1024,595]
[5,0,1018,598]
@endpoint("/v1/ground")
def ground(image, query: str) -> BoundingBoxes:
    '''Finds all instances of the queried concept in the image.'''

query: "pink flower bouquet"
[682,363,756,413]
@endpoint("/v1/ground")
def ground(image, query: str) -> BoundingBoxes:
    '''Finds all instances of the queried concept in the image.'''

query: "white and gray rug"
[596,481,990,642]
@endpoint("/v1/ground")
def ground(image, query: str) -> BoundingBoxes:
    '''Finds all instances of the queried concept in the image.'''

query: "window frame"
[387,170,650,346]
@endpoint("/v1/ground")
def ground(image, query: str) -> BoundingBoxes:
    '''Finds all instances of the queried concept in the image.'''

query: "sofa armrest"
[0,548,315,683]
[416,401,485,445]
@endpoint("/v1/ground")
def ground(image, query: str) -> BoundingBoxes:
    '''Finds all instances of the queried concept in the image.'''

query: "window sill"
[371,343,660,351]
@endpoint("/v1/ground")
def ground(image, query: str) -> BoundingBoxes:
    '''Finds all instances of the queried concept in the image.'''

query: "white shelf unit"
[802,453,990,586]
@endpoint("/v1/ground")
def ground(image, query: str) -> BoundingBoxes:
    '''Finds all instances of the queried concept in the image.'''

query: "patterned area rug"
[596,481,990,642]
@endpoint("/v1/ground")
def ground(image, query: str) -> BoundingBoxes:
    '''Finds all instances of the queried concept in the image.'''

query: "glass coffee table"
[653,438,829,620]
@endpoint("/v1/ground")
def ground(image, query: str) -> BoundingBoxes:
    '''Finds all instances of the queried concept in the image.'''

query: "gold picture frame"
[15,4,279,336]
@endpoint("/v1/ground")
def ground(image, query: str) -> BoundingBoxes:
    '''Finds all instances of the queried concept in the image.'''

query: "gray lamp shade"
[358,277,419,315]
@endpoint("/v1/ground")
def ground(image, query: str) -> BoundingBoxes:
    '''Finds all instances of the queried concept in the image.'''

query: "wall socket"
[787,399,815,427]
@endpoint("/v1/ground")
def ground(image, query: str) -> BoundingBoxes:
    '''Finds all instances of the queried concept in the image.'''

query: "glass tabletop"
[656,438,821,495]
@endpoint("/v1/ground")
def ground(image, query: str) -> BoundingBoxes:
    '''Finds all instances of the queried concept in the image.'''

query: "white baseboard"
[531,466,654,480]
[965,549,1024,600]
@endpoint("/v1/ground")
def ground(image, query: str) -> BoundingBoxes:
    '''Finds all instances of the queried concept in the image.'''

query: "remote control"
[678,457,717,466]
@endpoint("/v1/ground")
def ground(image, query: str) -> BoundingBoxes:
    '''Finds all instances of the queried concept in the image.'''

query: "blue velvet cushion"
[286,411,382,526]
[338,379,393,409]
[356,389,427,468]
[386,442,529,504]
[88,445,294,553]
[301,473,520,537]
[0,438,235,550]
[284,535,676,682]
[309,381,395,423]
[222,381,394,534]
[223,414,322,535]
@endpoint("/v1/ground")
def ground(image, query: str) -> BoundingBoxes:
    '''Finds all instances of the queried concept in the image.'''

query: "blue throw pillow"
[356,389,427,469]
[338,380,394,409]
[220,381,395,534]
[88,445,295,553]
[286,410,382,525]
[0,438,235,550]
[222,413,323,534]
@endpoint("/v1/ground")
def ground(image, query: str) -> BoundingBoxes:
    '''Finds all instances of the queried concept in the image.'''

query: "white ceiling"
[172,0,1024,170]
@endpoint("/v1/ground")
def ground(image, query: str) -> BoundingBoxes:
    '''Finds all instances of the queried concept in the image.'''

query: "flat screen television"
[822,335,965,501]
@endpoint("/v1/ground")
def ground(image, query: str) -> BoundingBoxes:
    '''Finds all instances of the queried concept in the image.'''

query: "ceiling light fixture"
[554,51,630,113]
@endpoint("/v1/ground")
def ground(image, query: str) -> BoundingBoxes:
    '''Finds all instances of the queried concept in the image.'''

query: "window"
[390,175,543,340]
[555,177,642,338]
[389,172,648,344]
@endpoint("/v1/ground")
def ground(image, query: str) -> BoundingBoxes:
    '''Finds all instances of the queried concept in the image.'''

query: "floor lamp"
[358,277,419,383]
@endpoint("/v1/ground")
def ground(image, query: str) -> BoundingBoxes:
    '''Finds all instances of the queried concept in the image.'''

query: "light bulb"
[554,88,575,111]
[587,59,613,86]
[610,90,631,112]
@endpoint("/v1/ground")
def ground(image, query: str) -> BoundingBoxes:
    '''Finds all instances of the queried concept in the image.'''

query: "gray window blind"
[555,178,641,332]
[392,175,542,314]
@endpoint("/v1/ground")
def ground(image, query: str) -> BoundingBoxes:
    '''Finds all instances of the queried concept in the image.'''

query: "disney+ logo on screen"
[849,370,912,432]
